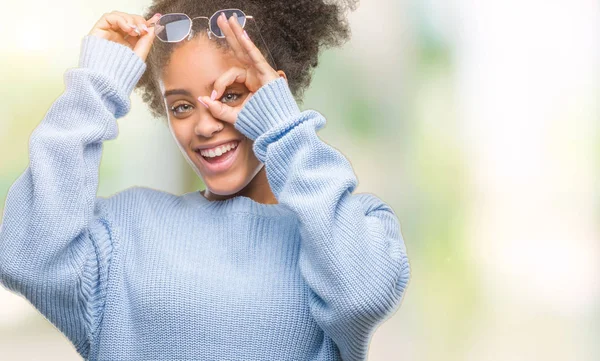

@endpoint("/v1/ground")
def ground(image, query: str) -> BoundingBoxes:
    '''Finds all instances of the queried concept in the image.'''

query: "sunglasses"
[147,9,277,69]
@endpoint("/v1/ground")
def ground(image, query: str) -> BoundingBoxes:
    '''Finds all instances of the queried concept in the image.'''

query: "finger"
[130,13,158,34]
[133,21,148,35]
[145,13,161,26]
[231,18,272,73]
[111,11,140,37]
[123,25,141,43]
[217,12,250,64]
[133,19,156,61]
[101,13,137,36]
[198,95,239,125]
[210,66,248,101]
[123,13,160,43]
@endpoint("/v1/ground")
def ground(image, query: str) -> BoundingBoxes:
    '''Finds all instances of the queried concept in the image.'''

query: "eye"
[220,91,242,104]
[170,103,193,116]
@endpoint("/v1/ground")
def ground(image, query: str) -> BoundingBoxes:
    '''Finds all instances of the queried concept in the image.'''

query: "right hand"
[88,11,160,62]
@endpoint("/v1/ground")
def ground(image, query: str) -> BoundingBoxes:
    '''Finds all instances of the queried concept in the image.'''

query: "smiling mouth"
[196,140,239,159]
[194,139,242,174]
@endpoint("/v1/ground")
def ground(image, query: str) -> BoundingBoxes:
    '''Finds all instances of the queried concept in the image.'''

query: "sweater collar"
[183,190,293,218]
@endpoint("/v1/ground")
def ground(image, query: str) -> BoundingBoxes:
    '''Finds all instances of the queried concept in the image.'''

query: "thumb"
[133,16,159,62]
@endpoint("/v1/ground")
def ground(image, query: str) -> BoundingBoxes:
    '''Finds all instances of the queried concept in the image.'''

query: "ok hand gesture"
[197,12,286,125]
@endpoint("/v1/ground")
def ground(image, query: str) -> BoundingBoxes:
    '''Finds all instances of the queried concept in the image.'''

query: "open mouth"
[194,139,241,174]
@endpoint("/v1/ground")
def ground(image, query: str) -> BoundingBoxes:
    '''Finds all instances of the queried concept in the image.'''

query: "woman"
[0,1,411,360]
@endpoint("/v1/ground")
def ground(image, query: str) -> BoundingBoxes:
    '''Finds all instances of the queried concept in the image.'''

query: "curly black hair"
[134,0,359,121]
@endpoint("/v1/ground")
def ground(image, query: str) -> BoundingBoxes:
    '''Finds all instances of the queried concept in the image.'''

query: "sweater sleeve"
[235,77,411,361]
[0,35,145,358]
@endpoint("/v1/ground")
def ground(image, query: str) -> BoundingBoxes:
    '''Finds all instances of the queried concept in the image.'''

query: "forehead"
[159,37,242,89]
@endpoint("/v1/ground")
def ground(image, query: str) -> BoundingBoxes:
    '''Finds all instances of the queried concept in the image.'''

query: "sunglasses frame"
[151,9,249,42]
[148,9,277,69]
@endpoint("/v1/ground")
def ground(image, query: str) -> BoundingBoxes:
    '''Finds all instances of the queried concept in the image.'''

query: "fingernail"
[198,97,209,109]
[140,24,149,32]
[210,90,217,101]
[243,30,249,40]
[221,12,226,20]
[127,23,135,28]
[154,13,161,17]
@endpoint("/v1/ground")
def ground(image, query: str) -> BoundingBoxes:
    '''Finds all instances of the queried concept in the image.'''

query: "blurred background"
[1,0,598,360]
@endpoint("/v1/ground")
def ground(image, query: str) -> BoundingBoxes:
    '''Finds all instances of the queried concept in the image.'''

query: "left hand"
[198,12,283,124]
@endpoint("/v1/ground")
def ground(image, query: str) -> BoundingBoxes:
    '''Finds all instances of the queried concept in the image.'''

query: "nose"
[194,110,224,138]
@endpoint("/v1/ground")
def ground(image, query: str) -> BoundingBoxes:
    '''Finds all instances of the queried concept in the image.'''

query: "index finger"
[218,13,251,65]
[229,17,272,71]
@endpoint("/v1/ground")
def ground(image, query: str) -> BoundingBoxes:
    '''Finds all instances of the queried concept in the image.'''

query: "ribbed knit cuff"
[78,35,147,97]
[235,77,301,141]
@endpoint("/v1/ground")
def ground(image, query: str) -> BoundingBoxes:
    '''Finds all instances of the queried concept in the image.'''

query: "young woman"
[0,1,411,360]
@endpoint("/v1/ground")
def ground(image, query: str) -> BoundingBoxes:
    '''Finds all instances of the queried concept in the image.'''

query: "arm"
[235,77,411,361]
[0,35,145,358]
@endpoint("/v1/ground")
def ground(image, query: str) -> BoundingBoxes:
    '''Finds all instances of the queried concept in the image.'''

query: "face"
[158,35,267,200]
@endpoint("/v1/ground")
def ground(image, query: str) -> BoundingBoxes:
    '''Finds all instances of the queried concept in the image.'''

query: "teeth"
[199,141,238,158]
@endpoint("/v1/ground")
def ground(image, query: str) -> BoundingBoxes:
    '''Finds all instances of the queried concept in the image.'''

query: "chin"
[204,176,248,196]
[202,161,265,197]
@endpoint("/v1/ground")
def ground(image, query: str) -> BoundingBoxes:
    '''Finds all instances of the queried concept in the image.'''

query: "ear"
[276,70,288,81]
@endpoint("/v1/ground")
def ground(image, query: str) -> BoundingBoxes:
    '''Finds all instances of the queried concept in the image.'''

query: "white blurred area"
[455,1,599,360]
[1,0,598,360]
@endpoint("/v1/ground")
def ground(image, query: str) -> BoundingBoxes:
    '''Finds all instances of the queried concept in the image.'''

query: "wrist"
[235,77,301,141]
[78,35,146,96]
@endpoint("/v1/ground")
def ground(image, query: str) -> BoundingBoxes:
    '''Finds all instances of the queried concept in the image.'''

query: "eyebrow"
[163,81,217,99]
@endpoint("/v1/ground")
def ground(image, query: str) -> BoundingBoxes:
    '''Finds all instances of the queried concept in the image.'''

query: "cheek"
[168,121,192,148]
[240,140,263,174]
[240,139,256,161]
[228,138,258,172]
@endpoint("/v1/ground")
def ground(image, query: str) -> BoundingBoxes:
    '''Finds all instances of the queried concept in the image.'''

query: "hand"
[197,12,285,125]
[88,11,161,62]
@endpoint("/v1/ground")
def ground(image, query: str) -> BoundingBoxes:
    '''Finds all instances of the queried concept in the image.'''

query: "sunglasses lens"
[210,9,246,37]
[156,14,191,42]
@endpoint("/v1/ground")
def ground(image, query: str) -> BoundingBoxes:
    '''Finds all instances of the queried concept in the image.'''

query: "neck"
[201,166,278,205]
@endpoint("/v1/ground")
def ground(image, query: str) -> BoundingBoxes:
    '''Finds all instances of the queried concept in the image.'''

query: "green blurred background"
[1,1,598,360]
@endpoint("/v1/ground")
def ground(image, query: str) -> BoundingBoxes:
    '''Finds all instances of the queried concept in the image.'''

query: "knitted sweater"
[0,35,411,361]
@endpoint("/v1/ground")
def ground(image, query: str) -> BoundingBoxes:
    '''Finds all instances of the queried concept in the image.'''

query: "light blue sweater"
[0,35,411,361]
